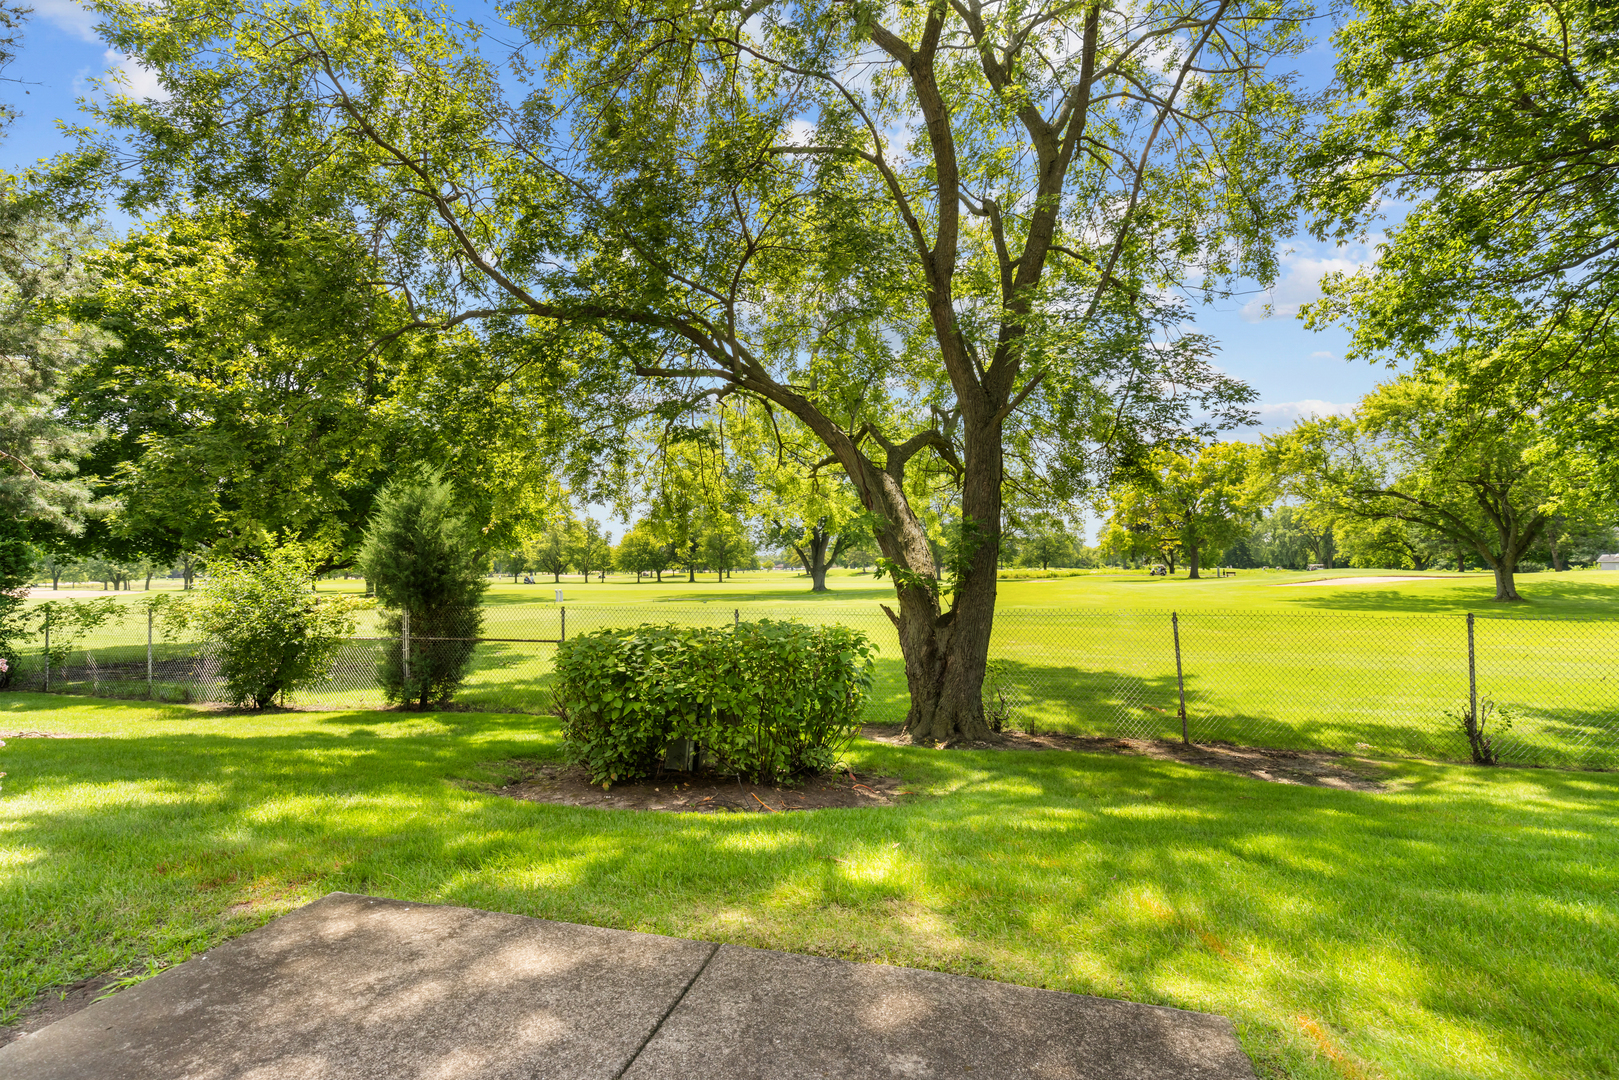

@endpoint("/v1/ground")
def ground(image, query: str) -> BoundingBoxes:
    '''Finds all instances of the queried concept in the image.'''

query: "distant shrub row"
[554,621,875,786]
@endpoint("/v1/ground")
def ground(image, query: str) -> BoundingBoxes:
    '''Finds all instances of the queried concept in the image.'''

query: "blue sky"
[7,1,1386,443]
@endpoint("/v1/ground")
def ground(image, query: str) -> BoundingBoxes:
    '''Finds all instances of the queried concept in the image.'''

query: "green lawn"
[2,695,1614,1078]
[14,568,1619,768]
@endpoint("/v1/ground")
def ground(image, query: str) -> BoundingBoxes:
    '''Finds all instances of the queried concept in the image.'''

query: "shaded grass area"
[3,696,1616,1079]
[10,594,1619,768]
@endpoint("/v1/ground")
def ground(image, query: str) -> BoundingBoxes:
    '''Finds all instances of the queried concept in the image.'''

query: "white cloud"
[1240,236,1386,323]
[35,0,99,41]
[75,49,170,102]
[781,117,815,147]
[1254,399,1356,424]
[107,50,169,100]
[1309,350,1336,360]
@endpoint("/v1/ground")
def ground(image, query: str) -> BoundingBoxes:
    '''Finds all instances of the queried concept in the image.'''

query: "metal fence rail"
[6,603,1617,769]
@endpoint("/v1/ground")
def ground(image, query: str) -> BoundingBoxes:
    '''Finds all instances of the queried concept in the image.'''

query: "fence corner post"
[147,606,155,698]
[43,616,50,692]
[1172,611,1188,745]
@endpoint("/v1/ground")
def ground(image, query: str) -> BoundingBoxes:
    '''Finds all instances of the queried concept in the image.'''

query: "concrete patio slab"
[0,893,716,1080]
[0,893,1256,1080]
[624,944,1255,1080]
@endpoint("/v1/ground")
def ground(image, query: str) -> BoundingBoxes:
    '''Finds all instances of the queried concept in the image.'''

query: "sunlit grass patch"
[0,695,1614,1078]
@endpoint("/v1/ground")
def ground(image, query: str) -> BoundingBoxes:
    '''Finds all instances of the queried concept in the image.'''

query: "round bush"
[555,620,875,785]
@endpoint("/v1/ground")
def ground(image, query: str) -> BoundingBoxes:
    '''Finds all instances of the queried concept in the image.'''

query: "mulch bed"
[860,724,1387,791]
[473,760,917,813]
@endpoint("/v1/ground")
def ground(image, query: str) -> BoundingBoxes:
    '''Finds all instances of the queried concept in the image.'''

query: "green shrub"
[173,545,362,709]
[358,470,488,708]
[555,620,875,785]
[1447,696,1518,765]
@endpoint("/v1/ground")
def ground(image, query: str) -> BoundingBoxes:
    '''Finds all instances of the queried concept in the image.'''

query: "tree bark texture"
[1491,563,1522,601]
[844,417,1002,745]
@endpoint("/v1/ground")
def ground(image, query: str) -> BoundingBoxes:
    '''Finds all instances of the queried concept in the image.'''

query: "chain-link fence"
[6,601,1617,769]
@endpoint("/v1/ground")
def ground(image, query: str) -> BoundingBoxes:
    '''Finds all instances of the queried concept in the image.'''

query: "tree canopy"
[79,0,1308,740]
[0,202,109,531]
[1100,442,1262,578]
[1299,0,1619,488]
[1269,376,1602,600]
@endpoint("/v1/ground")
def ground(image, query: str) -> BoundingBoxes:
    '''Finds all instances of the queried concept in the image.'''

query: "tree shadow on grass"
[976,658,1619,767]
[286,639,1619,770]
[1289,577,1619,618]
[4,724,1615,1076]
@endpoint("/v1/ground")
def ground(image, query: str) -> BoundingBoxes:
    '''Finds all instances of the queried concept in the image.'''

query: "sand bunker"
[1274,575,1463,587]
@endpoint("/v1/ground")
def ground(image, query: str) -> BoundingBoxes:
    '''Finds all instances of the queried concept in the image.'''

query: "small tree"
[36,549,76,590]
[700,512,750,582]
[530,524,572,583]
[359,471,488,708]
[766,514,871,591]
[570,518,611,582]
[1101,443,1264,578]
[175,545,360,709]
[1014,513,1081,571]
[614,524,671,583]
[29,597,124,679]
[496,549,528,583]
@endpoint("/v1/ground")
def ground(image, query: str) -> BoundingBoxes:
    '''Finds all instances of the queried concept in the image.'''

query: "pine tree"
[359,471,488,708]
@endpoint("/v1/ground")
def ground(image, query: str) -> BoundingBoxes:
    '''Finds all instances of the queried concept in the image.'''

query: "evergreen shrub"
[555,620,875,785]
[358,470,488,708]
[0,522,34,687]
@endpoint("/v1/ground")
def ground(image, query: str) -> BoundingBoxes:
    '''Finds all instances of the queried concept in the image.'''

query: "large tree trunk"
[857,429,1000,746]
[1490,561,1522,601]
[1475,483,1546,602]
[1186,543,1202,579]
[793,524,833,591]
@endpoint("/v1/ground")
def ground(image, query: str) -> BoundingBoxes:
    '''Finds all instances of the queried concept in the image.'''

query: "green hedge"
[554,620,875,785]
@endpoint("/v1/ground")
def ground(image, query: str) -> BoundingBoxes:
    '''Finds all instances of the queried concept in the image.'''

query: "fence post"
[734,608,739,630]
[402,608,411,683]
[1467,612,1477,722]
[42,616,49,692]
[560,605,566,643]
[1172,611,1188,745]
[147,607,154,698]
